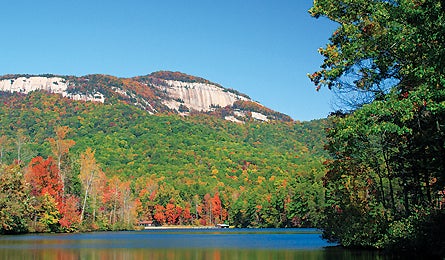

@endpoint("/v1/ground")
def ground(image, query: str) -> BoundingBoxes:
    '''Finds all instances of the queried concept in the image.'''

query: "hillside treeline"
[0,91,328,233]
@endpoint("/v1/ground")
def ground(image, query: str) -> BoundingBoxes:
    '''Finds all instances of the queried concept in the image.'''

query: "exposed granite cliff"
[159,80,249,112]
[0,76,105,102]
[0,72,291,122]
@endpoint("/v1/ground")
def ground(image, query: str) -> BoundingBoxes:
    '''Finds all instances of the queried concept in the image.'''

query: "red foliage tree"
[59,194,81,230]
[26,156,64,208]
[153,204,166,225]
[181,205,192,224]
[211,193,222,224]
[165,203,177,225]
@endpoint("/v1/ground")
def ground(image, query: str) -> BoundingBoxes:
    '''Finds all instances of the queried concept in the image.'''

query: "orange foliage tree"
[58,194,81,230]
[153,205,166,225]
[25,156,65,231]
[26,156,63,206]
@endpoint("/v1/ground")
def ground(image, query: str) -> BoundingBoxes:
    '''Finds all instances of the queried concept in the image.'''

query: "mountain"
[0,71,328,232]
[0,71,292,122]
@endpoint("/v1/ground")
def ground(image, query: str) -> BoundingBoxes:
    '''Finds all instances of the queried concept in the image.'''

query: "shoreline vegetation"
[139,226,216,230]
[136,224,232,230]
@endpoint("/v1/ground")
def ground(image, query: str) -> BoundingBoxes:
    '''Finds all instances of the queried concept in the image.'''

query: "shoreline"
[140,225,229,230]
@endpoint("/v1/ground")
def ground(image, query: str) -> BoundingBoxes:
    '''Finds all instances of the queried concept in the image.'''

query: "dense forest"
[310,0,445,256]
[0,91,328,233]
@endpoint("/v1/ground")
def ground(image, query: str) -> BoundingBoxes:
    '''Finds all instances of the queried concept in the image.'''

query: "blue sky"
[1,0,338,121]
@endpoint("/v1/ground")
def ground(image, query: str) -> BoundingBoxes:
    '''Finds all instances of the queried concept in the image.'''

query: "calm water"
[0,228,390,259]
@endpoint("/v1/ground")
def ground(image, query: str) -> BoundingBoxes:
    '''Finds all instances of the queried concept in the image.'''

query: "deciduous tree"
[0,164,31,234]
[79,148,102,222]
[0,135,10,164]
[26,156,64,207]
[59,194,81,231]
[48,126,75,190]
[309,0,445,253]
[25,156,64,232]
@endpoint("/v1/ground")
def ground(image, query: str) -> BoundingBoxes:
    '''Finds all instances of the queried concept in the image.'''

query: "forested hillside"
[0,91,328,233]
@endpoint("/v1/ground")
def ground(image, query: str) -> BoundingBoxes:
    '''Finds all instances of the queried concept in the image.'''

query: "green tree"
[0,164,31,234]
[310,0,445,254]
[37,193,61,233]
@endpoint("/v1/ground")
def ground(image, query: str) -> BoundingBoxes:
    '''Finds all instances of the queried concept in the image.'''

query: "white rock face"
[251,111,269,122]
[0,75,272,122]
[67,92,105,103]
[0,77,68,94]
[224,116,244,124]
[0,76,105,103]
[159,80,249,112]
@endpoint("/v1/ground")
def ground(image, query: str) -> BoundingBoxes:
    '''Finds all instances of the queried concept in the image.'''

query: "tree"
[79,148,102,223]
[48,126,76,191]
[153,204,166,225]
[134,176,158,222]
[0,135,9,164]
[211,193,222,224]
[178,104,189,113]
[25,157,64,232]
[98,175,136,229]
[181,204,192,224]
[165,202,178,225]
[25,157,64,207]
[104,175,121,227]
[203,193,213,225]
[309,0,445,254]
[58,194,81,231]
[119,180,134,227]
[0,164,31,234]
[37,193,61,232]
[310,0,444,111]
[15,129,28,164]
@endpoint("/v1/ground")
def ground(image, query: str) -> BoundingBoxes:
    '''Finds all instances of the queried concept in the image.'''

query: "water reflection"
[1,248,328,260]
[0,247,393,260]
[0,229,391,259]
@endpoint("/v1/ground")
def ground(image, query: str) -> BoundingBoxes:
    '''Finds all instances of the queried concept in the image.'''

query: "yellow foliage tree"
[79,147,103,223]
[48,126,75,190]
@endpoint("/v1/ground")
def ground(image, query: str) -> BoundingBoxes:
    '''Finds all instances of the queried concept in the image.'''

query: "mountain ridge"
[0,71,292,122]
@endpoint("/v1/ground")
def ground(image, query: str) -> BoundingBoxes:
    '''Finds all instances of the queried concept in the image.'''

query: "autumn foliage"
[26,157,64,207]
[25,157,79,232]
[0,90,328,233]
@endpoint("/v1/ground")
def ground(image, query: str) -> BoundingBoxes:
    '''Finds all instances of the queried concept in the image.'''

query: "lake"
[0,228,390,259]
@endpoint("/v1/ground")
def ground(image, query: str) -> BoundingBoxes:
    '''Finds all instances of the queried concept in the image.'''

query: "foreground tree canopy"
[310,0,445,254]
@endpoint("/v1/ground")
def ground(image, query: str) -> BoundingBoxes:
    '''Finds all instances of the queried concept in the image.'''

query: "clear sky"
[0,0,338,121]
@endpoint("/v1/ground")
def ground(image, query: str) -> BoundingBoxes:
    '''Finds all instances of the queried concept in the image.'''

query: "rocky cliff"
[159,80,249,112]
[0,76,105,103]
[0,72,292,122]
